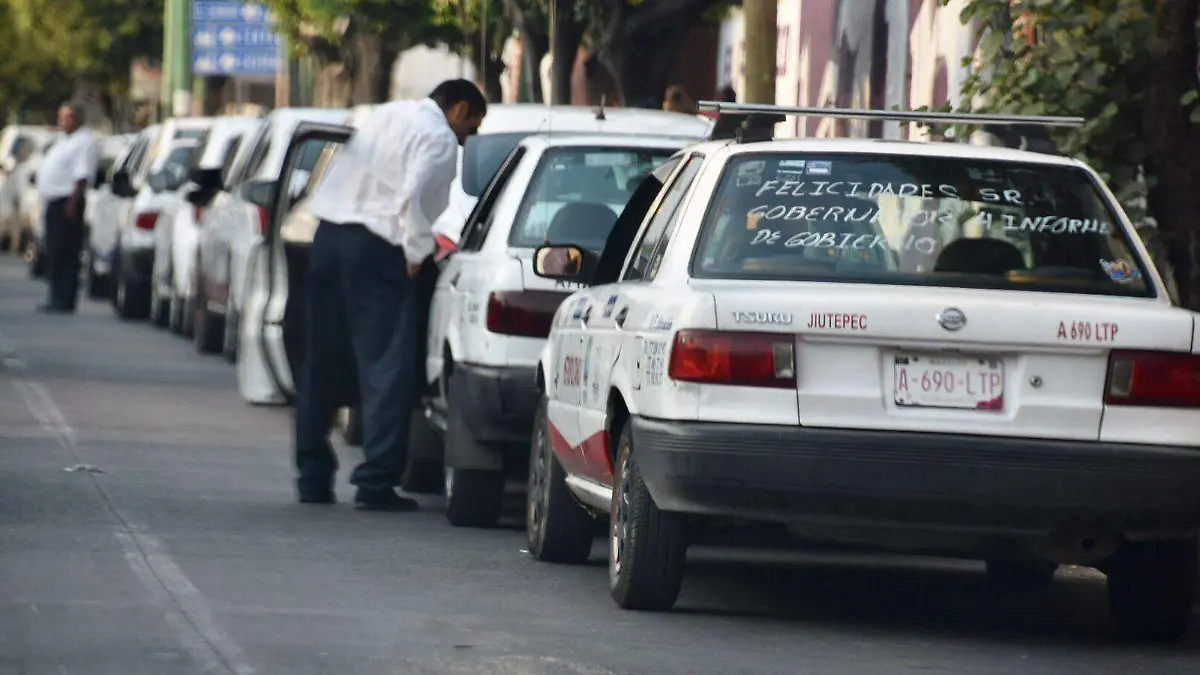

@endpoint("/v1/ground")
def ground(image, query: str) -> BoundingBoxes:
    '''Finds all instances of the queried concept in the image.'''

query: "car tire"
[221,306,239,363]
[401,407,444,494]
[609,418,688,611]
[149,278,170,328]
[85,251,107,299]
[113,252,150,320]
[192,274,224,354]
[1106,538,1197,642]
[26,239,44,278]
[167,291,185,334]
[984,557,1058,586]
[527,397,594,564]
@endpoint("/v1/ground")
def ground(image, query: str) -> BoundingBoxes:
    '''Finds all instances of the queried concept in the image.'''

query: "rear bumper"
[630,417,1200,538]
[450,363,539,444]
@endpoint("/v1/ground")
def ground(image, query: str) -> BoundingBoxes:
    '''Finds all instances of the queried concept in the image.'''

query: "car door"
[254,123,353,402]
[576,155,701,484]
[427,144,528,390]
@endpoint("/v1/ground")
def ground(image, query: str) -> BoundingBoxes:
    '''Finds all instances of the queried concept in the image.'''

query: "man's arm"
[397,133,459,275]
[66,138,98,220]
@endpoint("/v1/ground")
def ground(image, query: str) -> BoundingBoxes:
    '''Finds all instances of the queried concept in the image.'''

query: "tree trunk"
[1144,0,1200,308]
[594,0,714,108]
[550,0,585,105]
[504,0,547,102]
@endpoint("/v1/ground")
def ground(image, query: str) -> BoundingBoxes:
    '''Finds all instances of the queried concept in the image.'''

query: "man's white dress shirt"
[308,98,459,266]
[35,127,97,201]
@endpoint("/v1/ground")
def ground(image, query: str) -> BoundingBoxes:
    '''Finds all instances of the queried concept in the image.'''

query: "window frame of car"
[618,153,705,283]
[458,144,529,253]
[225,121,271,190]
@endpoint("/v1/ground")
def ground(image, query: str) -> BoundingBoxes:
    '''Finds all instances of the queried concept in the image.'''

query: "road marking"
[2,332,256,675]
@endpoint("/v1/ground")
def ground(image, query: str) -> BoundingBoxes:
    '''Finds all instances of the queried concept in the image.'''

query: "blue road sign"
[191,1,281,77]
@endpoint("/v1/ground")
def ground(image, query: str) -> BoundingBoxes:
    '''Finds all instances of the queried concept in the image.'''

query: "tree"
[590,0,731,108]
[949,0,1200,306]
[264,0,454,106]
[3,0,164,122]
[432,0,513,101]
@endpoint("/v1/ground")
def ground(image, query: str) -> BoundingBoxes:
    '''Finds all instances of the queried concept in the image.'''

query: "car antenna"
[595,95,607,121]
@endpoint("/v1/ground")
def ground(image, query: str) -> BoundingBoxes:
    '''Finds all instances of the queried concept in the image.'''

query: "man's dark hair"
[61,100,87,124]
[429,79,487,117]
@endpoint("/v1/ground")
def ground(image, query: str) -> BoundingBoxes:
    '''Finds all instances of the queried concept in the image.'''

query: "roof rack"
[697,101,1084,154]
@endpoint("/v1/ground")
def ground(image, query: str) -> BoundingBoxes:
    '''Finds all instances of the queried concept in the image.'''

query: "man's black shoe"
[298,491,336,504]
[354,488,419,512]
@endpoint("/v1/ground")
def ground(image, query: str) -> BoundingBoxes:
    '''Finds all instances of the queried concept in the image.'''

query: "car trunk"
[701,280,1192,441]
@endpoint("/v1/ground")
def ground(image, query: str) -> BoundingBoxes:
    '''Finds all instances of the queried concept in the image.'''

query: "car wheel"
[149,277,170,328]
[221,305,239,363]
[442,372,506,528]
[167,291,185,334]
[192,275,224,354]
[609,419,688,611]
[401,407,444,495]
[113,253,150,320]
[985,557,1058,586]
[527,396,594,564]
[26,239,44,278]
[1107,538,1197,642]
[85,251,107,299]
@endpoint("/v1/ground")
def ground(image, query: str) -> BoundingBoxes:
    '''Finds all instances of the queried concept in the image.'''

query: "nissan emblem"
[937,307,966,331]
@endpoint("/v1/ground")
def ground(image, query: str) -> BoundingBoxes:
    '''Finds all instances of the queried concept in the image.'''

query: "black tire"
[401,407,444,494]
[85,251,107,299]
[985,557,1058,586]
[1107,538,1197,642]
[27,240,45,278]
[180,290,196,338]
[442,375,505,527]
[167,292,185,334]
[149,278,170,328]
[113,252,150,320]
[527,397,594,564]
[609,419,688,611]
[221,306,239,363]
[192,273,224,354]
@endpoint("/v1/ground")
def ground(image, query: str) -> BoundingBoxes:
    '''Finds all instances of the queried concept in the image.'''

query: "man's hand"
[407,262,422,279]
[66,198,79,220]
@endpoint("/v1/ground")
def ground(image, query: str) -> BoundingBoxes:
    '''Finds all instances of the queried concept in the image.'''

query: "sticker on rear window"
[1099,258,1139,284]
[806,160,832,175]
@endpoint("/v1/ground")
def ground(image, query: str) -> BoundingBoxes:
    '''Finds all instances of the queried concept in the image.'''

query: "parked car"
[0,125,59,254]
[191,107,350,360]
[150,116,261,332]
[525,104,1200,644]
[82,133,134,297]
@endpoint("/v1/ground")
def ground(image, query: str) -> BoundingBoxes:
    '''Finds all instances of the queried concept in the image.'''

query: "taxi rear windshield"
[692,153,1153,297]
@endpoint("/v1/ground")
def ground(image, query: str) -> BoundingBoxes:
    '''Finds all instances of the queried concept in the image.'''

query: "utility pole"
[742,0,777,104]
[170,0,193,116]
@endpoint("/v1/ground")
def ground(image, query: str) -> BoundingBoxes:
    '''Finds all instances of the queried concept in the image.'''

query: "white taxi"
[525,103,1200,642]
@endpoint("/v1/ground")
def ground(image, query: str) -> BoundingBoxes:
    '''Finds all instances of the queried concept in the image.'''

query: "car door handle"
[580,306,592,325]
[449,272,460,289]
[614,307,628,328]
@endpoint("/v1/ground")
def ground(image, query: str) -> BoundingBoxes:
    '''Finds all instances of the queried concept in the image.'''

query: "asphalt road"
[0,257,1197,675]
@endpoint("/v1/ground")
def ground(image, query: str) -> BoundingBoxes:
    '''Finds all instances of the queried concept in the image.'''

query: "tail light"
[135,212,160,230]
[486,291,569,338]
[256,206,270,237]
[1105,350,1200,407]
[668,330,796,389]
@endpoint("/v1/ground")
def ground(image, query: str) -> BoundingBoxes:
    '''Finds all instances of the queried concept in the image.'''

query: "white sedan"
[526,103,1200,643]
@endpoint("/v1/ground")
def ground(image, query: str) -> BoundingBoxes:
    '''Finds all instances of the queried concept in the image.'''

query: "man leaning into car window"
[295,79,487,511]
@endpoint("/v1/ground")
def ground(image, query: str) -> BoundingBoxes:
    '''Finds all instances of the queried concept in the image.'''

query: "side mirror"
[111,170,135,198]
[241,179,277,210]
[185,188,210,207]
[533,244,594,283]
[190,167,223,191]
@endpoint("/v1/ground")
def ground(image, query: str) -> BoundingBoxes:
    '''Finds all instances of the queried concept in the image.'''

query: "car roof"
[523,133,696,150]
[701,137,1082,168]
[478,104,712,139]
[148,137,199,173]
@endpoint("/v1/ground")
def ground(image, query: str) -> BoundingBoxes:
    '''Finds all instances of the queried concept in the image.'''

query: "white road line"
[2,331,256,675]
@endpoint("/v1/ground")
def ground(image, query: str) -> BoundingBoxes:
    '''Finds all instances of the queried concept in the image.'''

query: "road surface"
[0,259,1195,674]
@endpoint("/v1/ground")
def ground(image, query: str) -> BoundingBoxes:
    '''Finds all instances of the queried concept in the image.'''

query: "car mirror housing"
[533,244,593,283]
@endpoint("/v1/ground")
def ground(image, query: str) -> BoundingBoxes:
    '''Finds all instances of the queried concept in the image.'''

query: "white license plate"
[893,354,1004,411]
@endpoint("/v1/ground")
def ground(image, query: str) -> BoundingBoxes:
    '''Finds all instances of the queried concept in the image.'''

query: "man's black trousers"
[44,197,84,311]
[294,221,423,495]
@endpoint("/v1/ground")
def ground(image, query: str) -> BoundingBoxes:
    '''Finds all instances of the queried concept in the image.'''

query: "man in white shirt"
[296,79,487,511]
[35,103,97,313]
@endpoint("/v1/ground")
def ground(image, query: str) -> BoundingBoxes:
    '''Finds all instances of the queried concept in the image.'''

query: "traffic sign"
[191,1,281,77]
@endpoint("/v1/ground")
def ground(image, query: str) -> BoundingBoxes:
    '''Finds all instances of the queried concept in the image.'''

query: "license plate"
[893,354,1004,411]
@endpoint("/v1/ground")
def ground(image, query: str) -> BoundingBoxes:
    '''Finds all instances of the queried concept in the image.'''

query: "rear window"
[462,132,530,196]
[508,146,674,250]
[298,140,329,172]
[692,153,1153,297]
[175,128,206,140]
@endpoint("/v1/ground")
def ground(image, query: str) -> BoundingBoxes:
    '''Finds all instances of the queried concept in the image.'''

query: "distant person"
[35,102,97,314]
[663,85,698,114]
[295,79,487,511]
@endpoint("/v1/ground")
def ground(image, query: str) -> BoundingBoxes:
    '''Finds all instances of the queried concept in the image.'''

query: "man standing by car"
[35,102,96,313]
[295,79,487,511]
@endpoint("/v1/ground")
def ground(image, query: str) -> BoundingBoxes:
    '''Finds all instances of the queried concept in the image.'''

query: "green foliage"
[945,0,1159,212]
[263,0,450,53]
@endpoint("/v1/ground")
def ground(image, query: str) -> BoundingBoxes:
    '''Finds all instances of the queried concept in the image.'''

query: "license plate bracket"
[893,354,1004,411]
